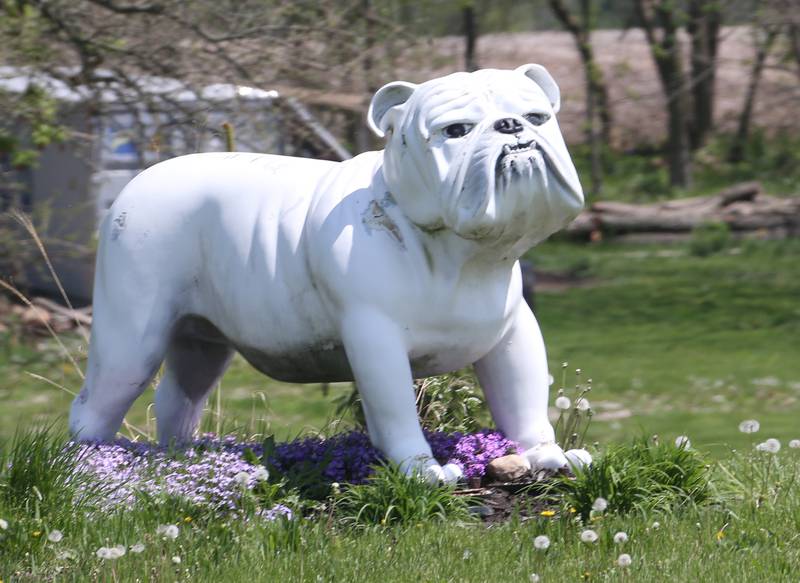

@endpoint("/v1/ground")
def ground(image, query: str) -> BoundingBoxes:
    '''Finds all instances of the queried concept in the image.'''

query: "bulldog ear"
[515,64,561,114]
[367,81,417,138]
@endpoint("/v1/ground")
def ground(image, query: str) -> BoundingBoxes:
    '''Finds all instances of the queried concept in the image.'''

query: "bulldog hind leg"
[69,309,168,442]
[155,332,234,445]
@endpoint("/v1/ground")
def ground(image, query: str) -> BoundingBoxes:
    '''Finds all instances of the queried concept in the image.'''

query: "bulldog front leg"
[341,307,462,483]
[475,302,590,470]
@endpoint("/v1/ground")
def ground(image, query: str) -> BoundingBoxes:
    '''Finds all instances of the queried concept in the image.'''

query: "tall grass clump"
[333,463,475,528]
[556,437,712,521]
[0,426,107,519]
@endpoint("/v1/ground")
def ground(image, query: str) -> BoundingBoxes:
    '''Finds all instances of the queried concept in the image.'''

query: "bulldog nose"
[494,118,523,134]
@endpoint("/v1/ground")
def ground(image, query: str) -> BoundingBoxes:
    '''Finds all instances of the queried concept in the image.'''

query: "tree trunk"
[687,0,721,150]
[463,3,478,72]
[728,27,778,163]
[633,0,692,188]
[548,0,613,196]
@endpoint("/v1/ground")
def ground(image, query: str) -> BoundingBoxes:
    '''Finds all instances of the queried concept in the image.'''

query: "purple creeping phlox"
[74,429,519,512]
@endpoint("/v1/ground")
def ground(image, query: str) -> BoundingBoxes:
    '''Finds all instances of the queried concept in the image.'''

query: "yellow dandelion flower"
[569,507,577,514]
[32,530,41,538]
[540,510,556,517]
[716,530,725,541]
[183,516,192,523]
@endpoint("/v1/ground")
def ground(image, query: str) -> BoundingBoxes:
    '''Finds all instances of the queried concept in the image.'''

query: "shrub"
[555,437,712,521]
[689,221,731,257]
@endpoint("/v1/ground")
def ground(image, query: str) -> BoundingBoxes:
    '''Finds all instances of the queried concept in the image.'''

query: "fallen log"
[566,182,800,239]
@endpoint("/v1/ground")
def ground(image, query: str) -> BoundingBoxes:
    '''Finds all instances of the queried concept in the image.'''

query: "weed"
[333,463,475,528]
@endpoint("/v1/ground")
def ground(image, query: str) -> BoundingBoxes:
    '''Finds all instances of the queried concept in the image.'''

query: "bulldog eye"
[524,112,551,126]
[442,123,474,139]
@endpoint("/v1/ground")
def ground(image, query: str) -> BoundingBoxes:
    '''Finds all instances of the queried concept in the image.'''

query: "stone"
[486,454,532,482]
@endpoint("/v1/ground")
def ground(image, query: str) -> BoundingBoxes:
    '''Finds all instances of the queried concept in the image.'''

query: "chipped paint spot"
[362,200,405,249]
[111,212,127,241]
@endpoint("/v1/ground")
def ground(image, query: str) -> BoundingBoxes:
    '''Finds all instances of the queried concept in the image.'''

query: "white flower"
[651,521,661,530]
[331,482,341,495]
[130,543,145,553]
[580,529,598,543]
[530,574,541,583]
[234,471,251,487]
[172,555,182,564]
[156,524,179,540]
[555,396,571,410]
[533,535,550,550]
[253,466,270,481]
[576,398,591,412]
[675,435,691,448]
[738,419,760,434]
[789,439,800,449]
[47,530,63,543]
[591,497,608,512]
[613,531,629,544]
[617,553,632,567]
[756,438,781,453]
[0,518,8,530]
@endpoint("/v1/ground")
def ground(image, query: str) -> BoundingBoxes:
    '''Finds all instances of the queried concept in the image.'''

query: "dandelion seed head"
[675,435,691,448]
[555,396,571,410]
[0,518,7,530]
[157,524,179,540]
[651,521,661,530]
[110,545,126,558]
[462,549,472,560]
[533,535,551,550]
[253,466,270,481]
[172,555,182,564]
[756,438,781,453]
[130,543,145,553]
[47,530,63,543]
[613,531,628,544]
[738,419,760,434]
[576,398,591,412]
[617,553,632,567]
[530,574,541,583]
[789,439,800,449]
[580,529,598,543]
[234,471,251,487]
[591,497,608,512]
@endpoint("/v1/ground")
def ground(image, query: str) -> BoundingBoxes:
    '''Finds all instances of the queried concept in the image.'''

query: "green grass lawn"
[2,237,800,581]
[2,237,799,454]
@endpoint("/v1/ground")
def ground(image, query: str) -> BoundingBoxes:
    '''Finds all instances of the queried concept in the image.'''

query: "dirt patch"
[456,468,570,524]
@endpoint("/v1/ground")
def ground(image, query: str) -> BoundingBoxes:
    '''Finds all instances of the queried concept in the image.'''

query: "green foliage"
[333,463,475,528]
[0,426,108,519]
[335,371,490,434]
[689,221,731,257]
[555,437,712,522]
[414,371,489,433]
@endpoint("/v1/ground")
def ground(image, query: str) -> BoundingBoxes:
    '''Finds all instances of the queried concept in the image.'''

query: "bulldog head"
[368,65,584,251]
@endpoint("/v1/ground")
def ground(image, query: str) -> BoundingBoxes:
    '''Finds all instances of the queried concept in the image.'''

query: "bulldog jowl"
[69,64,591,483]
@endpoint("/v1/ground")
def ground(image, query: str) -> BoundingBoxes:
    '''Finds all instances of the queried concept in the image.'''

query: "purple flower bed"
[76,429,519,513]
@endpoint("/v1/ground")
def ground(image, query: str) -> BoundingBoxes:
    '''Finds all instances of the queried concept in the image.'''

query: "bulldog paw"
[400,456,463,485]
[523,442,568,471]
[564,448,592,470]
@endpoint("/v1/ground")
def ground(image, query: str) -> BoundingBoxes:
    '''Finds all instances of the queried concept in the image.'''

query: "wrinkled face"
[368,65,584,250]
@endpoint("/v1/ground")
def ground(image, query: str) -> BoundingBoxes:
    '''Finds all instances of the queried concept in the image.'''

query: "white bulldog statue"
[70,64,590,482]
